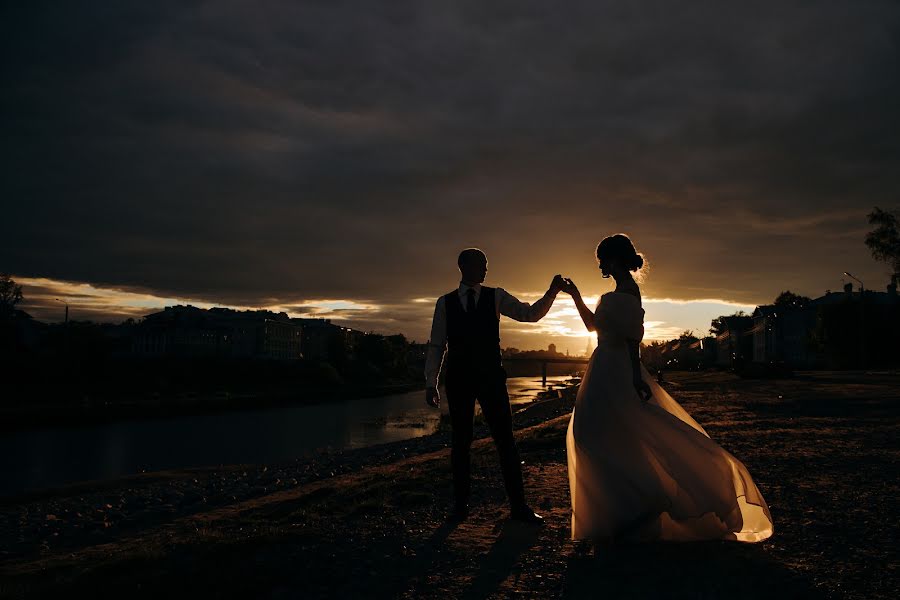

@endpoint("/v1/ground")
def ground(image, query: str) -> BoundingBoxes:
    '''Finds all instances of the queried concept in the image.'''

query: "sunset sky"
[3,2,898,352]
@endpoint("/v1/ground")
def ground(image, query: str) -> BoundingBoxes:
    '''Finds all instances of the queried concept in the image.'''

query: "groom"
[425,248,565,523]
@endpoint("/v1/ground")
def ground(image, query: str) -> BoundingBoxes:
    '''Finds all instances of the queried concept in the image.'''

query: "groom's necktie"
[466,288,476,313]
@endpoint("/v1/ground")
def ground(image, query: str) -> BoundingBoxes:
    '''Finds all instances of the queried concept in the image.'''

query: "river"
[0,376,573,497]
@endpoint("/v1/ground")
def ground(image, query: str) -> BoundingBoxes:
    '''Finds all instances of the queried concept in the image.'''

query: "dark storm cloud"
[4,0,899,318]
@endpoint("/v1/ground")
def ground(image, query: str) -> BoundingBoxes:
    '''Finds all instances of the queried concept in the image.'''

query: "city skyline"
[15,271,888,353]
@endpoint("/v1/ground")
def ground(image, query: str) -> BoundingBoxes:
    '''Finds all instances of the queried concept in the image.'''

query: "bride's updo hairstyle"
[596,234,645,274]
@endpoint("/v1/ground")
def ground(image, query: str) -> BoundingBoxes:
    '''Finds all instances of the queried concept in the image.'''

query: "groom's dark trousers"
[443,286,526,509]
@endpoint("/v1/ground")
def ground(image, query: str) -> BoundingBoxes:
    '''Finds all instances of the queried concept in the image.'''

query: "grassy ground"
[1,371,897,599]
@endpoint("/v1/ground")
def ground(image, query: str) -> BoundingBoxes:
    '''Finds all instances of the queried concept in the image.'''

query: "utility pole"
[55,298,69,324]
[843,272,865,370]
[55,298,69,356]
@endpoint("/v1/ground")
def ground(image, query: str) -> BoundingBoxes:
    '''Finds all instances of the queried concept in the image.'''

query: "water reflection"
[0,376,572,496]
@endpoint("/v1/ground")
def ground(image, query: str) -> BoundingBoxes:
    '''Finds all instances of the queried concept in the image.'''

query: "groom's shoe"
[510,505,544,524]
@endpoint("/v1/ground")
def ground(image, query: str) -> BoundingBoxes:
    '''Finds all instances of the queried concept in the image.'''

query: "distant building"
[0,309,48,354]
[751,305,778,364]
[133,305,302,360]
[506,344,565,360]
[650,335,715,371]
[752,278,899,369]
[751,303,818,368]
[700,336,717,366]
[292,318,365,361]
[715,315,754,368]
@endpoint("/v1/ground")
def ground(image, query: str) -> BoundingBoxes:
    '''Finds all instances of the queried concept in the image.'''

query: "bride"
[561,234,774,543]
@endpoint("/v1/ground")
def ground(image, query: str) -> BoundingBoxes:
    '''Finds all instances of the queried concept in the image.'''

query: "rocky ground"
[1,371,897,599]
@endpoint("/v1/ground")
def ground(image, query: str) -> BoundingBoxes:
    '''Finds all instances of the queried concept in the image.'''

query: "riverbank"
[1,371,897,599]
[0,381,425,434]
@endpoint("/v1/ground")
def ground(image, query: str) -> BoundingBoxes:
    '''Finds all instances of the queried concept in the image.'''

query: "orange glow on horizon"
[13,275,756,349]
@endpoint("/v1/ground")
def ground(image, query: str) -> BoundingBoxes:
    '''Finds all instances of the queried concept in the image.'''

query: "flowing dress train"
[566,292,774,542]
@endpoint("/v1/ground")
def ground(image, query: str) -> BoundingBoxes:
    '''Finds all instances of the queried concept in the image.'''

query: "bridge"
[502,356,590,385]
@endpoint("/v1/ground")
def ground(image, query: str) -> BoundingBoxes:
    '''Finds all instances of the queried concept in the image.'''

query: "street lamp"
[842,272,865,370]
[842,272,864,294]
[54,298,69,324]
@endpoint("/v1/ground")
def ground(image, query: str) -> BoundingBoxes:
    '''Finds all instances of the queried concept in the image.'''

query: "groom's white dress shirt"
[425,282,557,388]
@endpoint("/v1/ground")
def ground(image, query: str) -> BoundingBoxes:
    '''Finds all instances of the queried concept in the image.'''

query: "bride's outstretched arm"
[565,280,596,332]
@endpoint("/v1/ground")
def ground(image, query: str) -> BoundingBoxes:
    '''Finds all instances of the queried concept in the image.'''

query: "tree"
[709,311,746,336]
[774,291,812,310]
[0,274,24,318]
[865,207,900,278]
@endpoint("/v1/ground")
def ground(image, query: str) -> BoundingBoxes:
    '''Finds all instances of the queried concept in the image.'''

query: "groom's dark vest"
[444,286,502,380]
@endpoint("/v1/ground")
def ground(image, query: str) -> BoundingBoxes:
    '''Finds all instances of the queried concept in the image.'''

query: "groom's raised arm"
[496,276,563,323]
[424,296,448,389]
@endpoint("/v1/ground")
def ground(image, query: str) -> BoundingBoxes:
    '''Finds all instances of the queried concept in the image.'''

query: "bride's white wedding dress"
[566,292,774,542]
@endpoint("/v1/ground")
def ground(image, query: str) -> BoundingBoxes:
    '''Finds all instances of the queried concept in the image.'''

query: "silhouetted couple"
[426,238,774,545]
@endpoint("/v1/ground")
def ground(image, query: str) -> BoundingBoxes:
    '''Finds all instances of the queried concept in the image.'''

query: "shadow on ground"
[460,521,541,599]
[563,541,822,599]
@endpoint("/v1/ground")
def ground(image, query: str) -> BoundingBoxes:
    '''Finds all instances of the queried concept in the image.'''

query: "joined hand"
[552,274,580,296]
[560,277,579,296]
[551,274,567,293]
